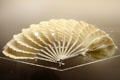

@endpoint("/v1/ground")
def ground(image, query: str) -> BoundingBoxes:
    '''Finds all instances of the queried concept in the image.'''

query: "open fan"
[2,19,116,70]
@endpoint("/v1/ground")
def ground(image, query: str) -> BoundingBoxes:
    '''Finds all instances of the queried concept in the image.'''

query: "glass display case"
[0,0,120,80]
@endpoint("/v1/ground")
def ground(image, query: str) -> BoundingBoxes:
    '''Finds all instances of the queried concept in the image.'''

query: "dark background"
[0,0,120,80]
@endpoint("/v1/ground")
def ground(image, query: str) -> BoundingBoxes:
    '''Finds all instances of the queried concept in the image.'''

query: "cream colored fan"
[2,19,116,67]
